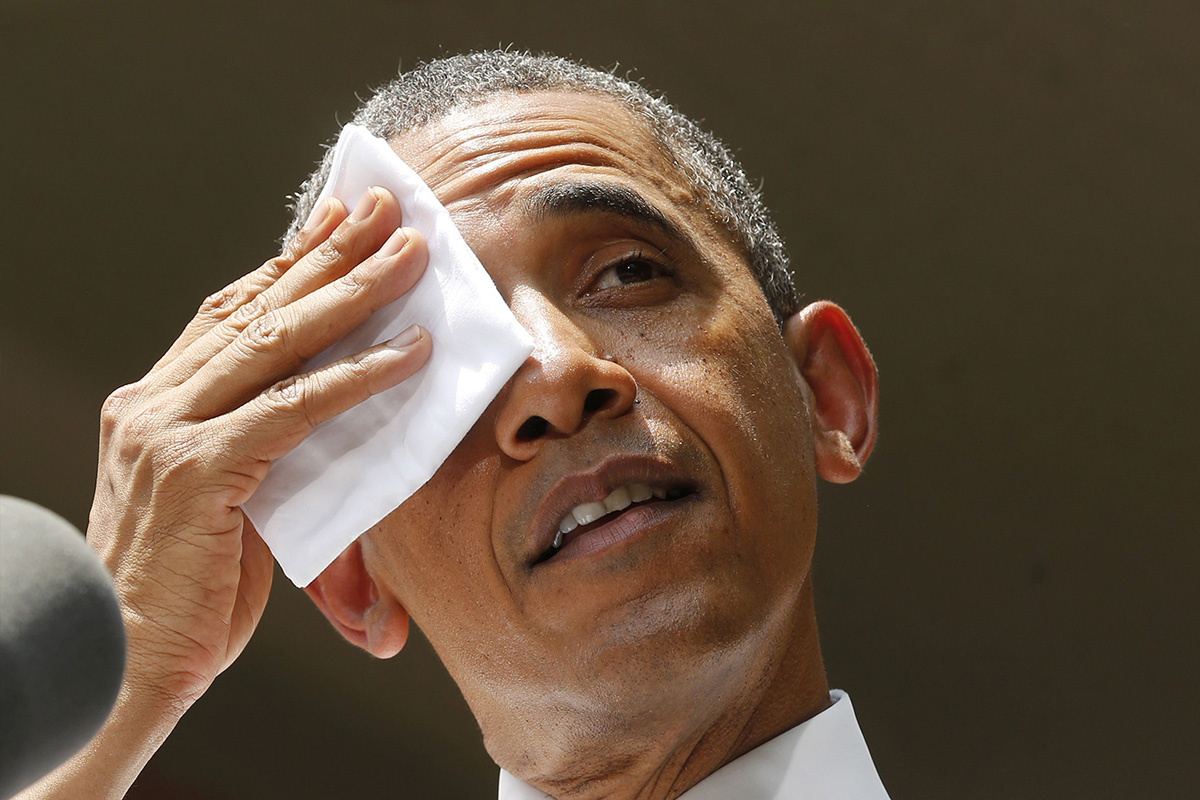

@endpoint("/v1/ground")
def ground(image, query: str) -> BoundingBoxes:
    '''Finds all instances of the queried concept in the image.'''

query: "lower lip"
[544,494,698,566]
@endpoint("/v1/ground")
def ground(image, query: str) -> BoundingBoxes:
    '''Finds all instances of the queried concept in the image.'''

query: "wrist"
[14,674,188,800]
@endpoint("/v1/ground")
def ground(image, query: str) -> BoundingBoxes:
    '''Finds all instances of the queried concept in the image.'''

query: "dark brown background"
[2,1,1197,797]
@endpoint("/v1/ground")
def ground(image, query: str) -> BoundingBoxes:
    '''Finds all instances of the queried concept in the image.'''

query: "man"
[21,52,885,799]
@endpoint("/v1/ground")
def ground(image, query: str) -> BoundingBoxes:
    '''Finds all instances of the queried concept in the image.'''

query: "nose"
[494,290,638,461]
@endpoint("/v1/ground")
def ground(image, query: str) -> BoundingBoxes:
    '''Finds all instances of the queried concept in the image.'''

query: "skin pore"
[305,91,879,800]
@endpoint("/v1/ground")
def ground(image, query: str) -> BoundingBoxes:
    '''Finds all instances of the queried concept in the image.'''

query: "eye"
[592,254,667,291]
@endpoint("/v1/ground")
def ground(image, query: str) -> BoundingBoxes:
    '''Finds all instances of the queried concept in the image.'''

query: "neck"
[519,583,830,800]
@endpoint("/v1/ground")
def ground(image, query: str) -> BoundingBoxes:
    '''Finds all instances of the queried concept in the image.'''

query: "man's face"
[361,92,820,765]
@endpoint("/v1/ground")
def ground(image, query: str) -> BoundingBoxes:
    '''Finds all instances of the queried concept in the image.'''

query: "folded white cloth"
[242,124,534,587]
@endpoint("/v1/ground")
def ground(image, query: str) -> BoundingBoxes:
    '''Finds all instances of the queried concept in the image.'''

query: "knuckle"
[259,255,291,282]
[263,375,319,431]
[109,403,173,464]
[100,382,146,436]
[102,383,140,416]
[227,293,265,331]
[333,264,373,299]
[332,357,374,394]
[333,357,377,405]
[281,233,305,261]
[315,209,378,271]
[343,356,375,384]
[240,311,287,354]
[308,230,349,272]
[263,373,304,409]
[197,284,240,319]
[199,262,283,323]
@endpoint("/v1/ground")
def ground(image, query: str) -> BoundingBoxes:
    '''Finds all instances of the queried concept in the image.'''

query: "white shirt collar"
[497,690,889,800]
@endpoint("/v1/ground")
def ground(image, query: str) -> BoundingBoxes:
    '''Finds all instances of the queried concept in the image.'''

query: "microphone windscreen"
[0,496,125,799]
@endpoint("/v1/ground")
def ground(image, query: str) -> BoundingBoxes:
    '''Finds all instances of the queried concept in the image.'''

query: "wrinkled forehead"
[387,90,699,222]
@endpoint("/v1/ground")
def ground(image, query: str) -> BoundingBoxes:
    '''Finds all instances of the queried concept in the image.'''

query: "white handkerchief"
[242,124,534,588]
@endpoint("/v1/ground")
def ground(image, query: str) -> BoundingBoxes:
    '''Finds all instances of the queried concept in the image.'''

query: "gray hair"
[286,51,798,324]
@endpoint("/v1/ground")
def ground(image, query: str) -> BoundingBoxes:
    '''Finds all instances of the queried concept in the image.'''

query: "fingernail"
[387,324,422,349]
[301,198,331,232]
[377,227,409,258]
[349,188,380,222]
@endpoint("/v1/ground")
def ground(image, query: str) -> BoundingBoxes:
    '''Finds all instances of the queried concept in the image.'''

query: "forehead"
[389,90,700,224]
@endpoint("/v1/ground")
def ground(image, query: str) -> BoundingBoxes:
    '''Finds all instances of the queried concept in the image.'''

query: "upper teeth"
[554,483,666,547]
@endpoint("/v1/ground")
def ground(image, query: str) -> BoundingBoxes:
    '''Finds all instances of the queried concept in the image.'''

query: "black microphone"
[0,496,125,799]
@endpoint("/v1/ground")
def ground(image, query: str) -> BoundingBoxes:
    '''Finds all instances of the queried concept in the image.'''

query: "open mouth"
[534,482,697,564]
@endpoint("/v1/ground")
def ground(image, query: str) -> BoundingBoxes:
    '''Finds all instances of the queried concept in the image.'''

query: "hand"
[17,188,431,799]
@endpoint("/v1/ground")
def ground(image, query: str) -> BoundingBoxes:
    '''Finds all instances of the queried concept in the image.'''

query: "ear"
[303,539,409,658]
[783,301,879,484]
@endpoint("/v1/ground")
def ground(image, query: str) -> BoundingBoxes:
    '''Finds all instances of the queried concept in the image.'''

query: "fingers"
[183,223,428,418]
[213,326,432,464]
[151,198,347,374]
[154,188,404,389]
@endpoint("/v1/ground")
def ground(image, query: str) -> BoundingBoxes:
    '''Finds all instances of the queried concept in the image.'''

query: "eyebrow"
[524,181,692,247]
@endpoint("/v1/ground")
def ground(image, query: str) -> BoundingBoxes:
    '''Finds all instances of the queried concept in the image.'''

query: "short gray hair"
[286,51,798,324]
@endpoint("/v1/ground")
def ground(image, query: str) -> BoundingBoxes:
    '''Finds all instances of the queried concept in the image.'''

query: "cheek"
[613,285,817,562]
[369,445,502,640]
[367,431,555,699]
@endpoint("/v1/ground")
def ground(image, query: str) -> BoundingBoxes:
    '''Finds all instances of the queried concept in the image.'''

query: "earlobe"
[303,539,410,658]
[783,301,879,484]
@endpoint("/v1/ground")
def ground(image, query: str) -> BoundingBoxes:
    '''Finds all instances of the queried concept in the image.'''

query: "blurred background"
[2,0,1197,797]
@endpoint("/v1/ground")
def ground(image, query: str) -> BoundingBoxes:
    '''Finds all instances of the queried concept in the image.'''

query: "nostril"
[583,389,616,414]
[516,416,549,442]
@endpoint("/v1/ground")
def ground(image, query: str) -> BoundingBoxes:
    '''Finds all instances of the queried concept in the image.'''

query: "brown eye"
[594,258,661,290]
